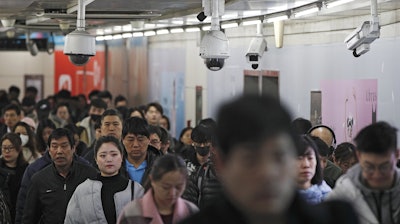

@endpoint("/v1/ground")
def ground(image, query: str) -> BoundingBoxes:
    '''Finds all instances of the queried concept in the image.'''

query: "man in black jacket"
[180,95,358,224]
[22,128,97,224]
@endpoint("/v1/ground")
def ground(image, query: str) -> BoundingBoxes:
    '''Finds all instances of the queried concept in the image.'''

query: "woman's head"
[55,102,71,121]
[1,132,26,166]
[13,121,37,152]
[149,154,188,208]
[296,135,323,189]
[179,127,193,145]
[128,107,145,119]
[94,136,124,176]
[333,142,357,173]
[36,119,56,153]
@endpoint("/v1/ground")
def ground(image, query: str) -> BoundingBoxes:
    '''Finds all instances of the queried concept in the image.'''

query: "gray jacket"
[64,179,144,224]
[327,164,400,224]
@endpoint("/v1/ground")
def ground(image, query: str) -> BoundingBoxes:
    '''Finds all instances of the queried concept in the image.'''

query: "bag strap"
[130,181,135,200]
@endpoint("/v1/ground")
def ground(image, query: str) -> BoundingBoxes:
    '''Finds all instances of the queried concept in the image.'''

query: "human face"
[149,133,161,150]
[297,147,317,189]
[96,142,123,177]
[357,150,398,190]
[1,139,19,166]
[151,170,186,209]
[101,115,122,139]
[49,136,75,170]
[14,125,28,136]
[122,133,150,162]
[145,106,161,125]
[180,129,192,145]
[42,127,54,144]
[219,133,297,218]
[89,106,105,117]
[159,118,169,130]
[116,100,127,108]
[56,106,69,121]
[336,157,357,173]
[4,109,20,129]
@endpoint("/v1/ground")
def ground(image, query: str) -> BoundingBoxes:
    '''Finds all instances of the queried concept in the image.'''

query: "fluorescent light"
[122,33,132,38]
[242,20,261,26]
[132,32,144,37]
[113,26,122,32]
[243,10,262,17]
[104,35,113,40]
[221,22,238,29]
[266,15,288,23]
[144,31,156,36]
[156,29,169,35]
[113,34,122,40]
[222,12,238,20]
[122,24,132,32]
[294,7,319,18]
[96,36,105,41]
[104,28,112,34]
[171,20,184,25]
[185,27,200,32]
[96,29,104,35]
[144,23,156,29]
[326,0,355,9]
[202,26,211,31]
[170,28,184,33]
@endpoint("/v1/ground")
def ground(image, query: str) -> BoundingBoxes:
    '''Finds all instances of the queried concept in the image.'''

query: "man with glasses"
[22,128,97,224]
[328,121,400,224]
[121,117,161,186]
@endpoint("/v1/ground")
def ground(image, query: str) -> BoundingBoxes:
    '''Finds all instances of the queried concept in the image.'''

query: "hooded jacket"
[327,164,400,224]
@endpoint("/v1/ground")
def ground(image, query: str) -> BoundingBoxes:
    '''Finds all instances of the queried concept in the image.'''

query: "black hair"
[161,115,171,131]
[3,103,21,116]
[198,118,217,146]
[145,102,163,115]
[298,135,323,185]
[291,118,312,135]
[159,127,169,144]
[90,98,107,110]
[94,118,102,130]
[216,95,294,158]
[63,123,80,136]
[25,86,38,94]
[13,121,39,159]
[146,154,187,189]
[354,121,397,154]
[55,89,71,100]
[98,90,113,101]
[122,117,150,139]
[116,106,129,121]
[88,89,100,100]
[178,127,193,143]
[310,136,330,157]
[9,85,20,95]
[191,124,212,144]
[36,119,56,152]
[101,109,123,124]
[1,132,27,166]
[47,128,75,148]
[128,107,145,119]
[148,125,162,139]
[334,142,357,163]
[114,95,127,107]
[94,135,123,157]
[21,97,35,107]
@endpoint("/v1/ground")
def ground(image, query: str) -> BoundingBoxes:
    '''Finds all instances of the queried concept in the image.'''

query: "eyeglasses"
[1,146,15,153]
[361,163,393,175]
[150,139,161,145]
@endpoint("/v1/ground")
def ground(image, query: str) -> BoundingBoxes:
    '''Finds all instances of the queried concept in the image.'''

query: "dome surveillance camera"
[64,30,95,66]
[199,30,229,71]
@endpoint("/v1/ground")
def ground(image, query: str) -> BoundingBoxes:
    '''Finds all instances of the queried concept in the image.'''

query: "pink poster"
[320,79,377,144]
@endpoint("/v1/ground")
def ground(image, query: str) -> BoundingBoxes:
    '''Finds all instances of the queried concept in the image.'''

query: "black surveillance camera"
[197,12,207,22]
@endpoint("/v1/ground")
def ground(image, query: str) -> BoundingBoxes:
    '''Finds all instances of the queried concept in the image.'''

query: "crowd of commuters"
[0,85,397,223]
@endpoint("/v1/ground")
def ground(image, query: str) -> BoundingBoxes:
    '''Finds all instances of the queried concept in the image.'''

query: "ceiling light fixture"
[170,28,184,33]
[326,0,355,9]
[122,33,133,38]
[144,31,156,36]
[266,15,288,23]
[132,32,144,37]
[221,22,238,29]
[156,29,169,35]
[186,27,201,32]
[294,7,319,18]
[242,19,261,26]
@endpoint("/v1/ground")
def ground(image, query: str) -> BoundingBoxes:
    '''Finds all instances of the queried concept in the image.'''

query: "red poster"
[54,49,105,97]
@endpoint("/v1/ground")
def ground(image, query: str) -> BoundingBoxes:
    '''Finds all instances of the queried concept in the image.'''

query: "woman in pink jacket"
[118,154,198,224]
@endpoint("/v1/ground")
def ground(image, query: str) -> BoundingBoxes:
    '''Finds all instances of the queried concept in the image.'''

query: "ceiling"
[0,0,399,38]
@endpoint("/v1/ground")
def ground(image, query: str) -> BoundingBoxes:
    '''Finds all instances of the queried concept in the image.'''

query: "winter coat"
[327,164,400,224]
[298,180,332,205]
[180,193,359,224]
[117,189,198,224]
[76,116,93,146]
[64,178,144,224]
[182,161,222,209]
[22,161,97,224]
[15,152,89,224]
